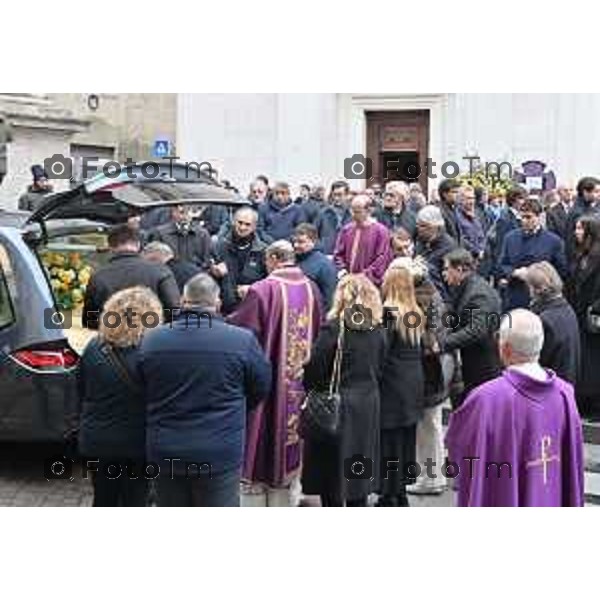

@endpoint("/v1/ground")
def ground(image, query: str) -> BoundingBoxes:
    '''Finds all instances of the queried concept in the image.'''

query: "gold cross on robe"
[526,435,560,486]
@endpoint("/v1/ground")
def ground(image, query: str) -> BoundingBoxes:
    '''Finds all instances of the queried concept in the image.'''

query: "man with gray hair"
[373,181,417,236]
[140,272,271,507]
[415,205,457,301]
[446,309,584,507]
[229,240,322,506]
[142,240,203,293]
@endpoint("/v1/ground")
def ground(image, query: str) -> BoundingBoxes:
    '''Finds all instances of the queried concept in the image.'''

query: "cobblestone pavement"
[0,442,594,507]
[0,444,93,507]
[0,443,454,507]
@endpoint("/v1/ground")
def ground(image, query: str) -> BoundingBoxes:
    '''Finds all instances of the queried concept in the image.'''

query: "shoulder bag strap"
[328,322,345,396]
[100,341,142,398]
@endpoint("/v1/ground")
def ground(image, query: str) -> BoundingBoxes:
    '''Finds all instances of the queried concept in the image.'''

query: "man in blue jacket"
[480,186,527,280]
[257,181,305,242]
[140,273,271,507]
[315,181,352,255]
[498,197,567,311]
[293,223,337,311]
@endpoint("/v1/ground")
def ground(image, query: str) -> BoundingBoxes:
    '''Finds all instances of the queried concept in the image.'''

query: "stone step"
[584,471,600,506]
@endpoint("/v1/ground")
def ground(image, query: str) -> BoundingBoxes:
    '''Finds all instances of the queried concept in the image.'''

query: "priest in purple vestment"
[228,240,322,506]
[446,309,584,507]
[333,194,393,286]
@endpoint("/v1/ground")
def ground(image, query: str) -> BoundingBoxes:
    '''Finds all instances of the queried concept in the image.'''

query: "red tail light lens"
[11,347,79,371]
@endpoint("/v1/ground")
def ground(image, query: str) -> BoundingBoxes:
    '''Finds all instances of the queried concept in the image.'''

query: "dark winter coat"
[415,232,458,302]
[440,203,461,242]
[78,338,145,459]
[546,203,569,240]
[166,258,203,292]
[380,309,424,429]
[82,252,181,329]
[531,295,580,385]
[301,321,386,501]
[480,207,521,280]
[212,232,268,314]
[148,221,212,268]
[315,205,352,255]
[569,253,600,402]
[257,199,305,242]
[296,249,337,311]
[17,186,52,212]
[373,205,417,237]
[564,197,600,260]
[415,278,451,407]
[198,204,230,236]
[140,310,272,475]
[444,273,502,394]
[498,228,568,311]
[296,198,322,224]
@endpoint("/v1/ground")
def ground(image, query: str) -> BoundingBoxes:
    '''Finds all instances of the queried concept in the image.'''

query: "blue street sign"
[153,140,170,158]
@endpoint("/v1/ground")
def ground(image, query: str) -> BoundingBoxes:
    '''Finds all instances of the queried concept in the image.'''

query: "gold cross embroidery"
[526,435,560,486]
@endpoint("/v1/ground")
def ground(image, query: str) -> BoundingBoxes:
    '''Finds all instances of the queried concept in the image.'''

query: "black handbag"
[299,324,344,440]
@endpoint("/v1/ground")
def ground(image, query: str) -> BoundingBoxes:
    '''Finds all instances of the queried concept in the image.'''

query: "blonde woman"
[78,286,162,507]
[301,275,386,507]
[378,263,425,506]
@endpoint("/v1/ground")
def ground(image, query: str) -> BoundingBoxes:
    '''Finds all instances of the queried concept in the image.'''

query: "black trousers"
[157,468,240,507]
[91,459,149,507]
[320,494,367,507]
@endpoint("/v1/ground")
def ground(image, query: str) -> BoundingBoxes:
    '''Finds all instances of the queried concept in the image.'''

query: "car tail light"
[11,346,79,371]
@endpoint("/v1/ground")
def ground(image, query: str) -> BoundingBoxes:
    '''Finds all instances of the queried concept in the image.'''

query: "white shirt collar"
[508,362,548,382]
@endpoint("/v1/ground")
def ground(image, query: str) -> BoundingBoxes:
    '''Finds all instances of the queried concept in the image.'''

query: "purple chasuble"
[446,369,584,507]
[228,267,322,488]
[333,220,393,286]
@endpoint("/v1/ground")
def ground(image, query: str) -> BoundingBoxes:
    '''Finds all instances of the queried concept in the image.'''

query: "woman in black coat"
[302,275,386,507]
[78,286,162,506]
[569,216,600,418]
[378,263,425,506]
[515,261,580,384]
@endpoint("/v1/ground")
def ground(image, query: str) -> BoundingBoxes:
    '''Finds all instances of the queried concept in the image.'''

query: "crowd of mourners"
[75,171,600,507]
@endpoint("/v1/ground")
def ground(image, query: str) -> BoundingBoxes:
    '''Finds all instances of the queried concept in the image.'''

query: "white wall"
[177,93,342,193]
[177,93,600,194]
[0,128,72,209]
[445,93,600,185]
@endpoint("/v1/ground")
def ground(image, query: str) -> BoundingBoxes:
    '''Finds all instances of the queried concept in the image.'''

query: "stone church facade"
[177,93,600,193]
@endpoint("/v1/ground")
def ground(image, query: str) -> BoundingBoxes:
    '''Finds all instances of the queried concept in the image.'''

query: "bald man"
[211,207,268,314]
[446,309,584,507]
[333,194,393,286]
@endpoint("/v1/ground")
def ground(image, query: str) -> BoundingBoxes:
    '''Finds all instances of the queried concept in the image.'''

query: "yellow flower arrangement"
[456,164,515,196]
[40,251,93,310]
